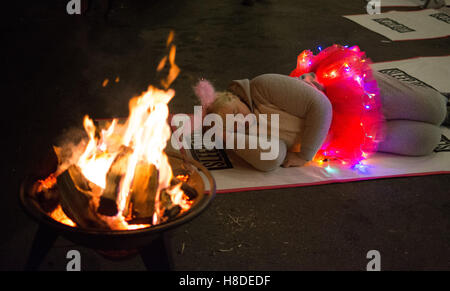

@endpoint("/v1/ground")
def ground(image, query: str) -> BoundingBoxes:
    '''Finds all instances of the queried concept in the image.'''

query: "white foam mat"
[371,55,450,92]
[343,9,450,41]
[186,128,449,193]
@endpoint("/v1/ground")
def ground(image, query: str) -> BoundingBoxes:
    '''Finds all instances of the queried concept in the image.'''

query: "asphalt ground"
[2,0,449,270]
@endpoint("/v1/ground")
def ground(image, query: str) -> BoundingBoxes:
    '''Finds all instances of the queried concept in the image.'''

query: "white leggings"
[375,71,447,156]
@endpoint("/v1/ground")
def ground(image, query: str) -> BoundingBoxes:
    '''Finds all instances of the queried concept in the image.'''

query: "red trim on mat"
[215,171,450,194]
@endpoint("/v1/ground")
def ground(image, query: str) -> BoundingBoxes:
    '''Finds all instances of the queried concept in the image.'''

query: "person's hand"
[282,152,308,168]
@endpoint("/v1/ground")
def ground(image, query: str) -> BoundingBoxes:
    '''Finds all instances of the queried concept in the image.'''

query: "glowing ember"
[166,183,192,211]
[50,205,76,227]
[37,174,57,192]
[175,174,189,183]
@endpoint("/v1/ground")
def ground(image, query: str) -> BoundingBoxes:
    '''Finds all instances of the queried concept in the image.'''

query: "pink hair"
[194,79,216,116]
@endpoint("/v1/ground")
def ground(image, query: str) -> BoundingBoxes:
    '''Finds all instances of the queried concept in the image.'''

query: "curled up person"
[193,45,447,172]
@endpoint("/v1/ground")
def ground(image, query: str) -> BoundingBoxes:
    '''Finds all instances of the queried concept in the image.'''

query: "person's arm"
[250,74,332,161]
[228,131,287,172]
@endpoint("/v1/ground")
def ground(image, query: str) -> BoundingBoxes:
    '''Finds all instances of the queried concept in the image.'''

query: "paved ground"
[2,0,449,270]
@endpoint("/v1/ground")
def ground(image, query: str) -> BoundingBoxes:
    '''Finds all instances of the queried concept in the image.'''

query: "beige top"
[228,73,333,160]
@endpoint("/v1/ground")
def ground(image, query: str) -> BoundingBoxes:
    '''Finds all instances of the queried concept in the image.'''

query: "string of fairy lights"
[290,44,384,172]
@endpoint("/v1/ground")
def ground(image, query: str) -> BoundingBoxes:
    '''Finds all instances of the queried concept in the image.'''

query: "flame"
[167,183,193,211]
[102,79,109,87]
[166,30,174,47]
[99,215,150,230]
[157,56,167,72]
[175,174,189,183]
[76,117,117,189]
[72,31,187,229]
[75,86,178,229]
[50,205,76,227]
[161,45,180,89]
[159,30,180,89]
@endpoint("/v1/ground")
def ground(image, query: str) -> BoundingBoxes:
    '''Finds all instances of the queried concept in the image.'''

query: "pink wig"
[194,79,216,116]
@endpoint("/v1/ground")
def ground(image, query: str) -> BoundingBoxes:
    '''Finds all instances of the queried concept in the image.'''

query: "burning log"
[157,177,198,222]
[30,174,60,213]
[98,146,133,216]
[57,165,109,229]
[127,163,159,223]
[172,168,201,201]
[170,176,198,201]
[34,186,60,213]
[164,205,181,220]
[180,183,198,201]
[159,189,178,221]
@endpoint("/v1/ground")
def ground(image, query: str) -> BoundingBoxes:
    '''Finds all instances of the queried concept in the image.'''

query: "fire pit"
[19,33,216,270]
[19,41,216,268]
[20,151,215,270]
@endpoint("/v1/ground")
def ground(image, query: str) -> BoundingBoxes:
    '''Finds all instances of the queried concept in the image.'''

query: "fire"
[37,173,57,192]
[50,31,189,230]
[159,30,180,90]
[76,117,117,189]
[175,174,189,183]
[166,183,192,211]
[50,205,76,227]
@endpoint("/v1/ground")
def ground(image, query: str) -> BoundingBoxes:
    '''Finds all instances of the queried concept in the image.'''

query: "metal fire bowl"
[19,151,216,250]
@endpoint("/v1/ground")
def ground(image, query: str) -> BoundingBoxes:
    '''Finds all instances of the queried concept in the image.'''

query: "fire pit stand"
[20,152,216,271]
[23,223,173,271]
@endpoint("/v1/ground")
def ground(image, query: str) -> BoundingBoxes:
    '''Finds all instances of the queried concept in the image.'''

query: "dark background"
[2,0,449,270]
